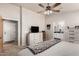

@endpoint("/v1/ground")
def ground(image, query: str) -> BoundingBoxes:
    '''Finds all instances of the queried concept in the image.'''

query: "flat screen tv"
[31,26,39,33]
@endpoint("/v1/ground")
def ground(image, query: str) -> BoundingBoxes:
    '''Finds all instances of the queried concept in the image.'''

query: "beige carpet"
[0,43,26,56]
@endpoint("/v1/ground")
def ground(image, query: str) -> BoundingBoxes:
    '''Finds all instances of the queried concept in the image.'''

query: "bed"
[18,41,79,56]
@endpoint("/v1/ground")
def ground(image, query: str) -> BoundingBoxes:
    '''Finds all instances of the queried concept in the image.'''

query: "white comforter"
[18,41,79,56]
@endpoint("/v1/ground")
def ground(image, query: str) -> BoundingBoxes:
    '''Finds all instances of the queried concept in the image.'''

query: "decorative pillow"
[27,39,61,55]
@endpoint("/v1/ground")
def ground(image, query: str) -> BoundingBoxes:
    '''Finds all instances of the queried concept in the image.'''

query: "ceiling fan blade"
[53,10,60,12]
[37,10,45,13]
[38,4,44,8]
[53,3,61,8]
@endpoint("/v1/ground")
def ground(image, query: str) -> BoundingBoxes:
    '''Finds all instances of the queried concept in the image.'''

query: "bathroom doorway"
[3,20,18,45]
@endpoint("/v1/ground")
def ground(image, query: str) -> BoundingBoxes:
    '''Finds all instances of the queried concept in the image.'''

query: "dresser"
[28,32,43,45]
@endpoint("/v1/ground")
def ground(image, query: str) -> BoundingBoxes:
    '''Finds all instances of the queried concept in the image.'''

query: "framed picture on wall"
[47,24,51,30]
[75,26,79,29]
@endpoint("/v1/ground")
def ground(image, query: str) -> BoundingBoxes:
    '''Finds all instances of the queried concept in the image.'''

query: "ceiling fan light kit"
[38,3,61,15]
[44,10,53,15]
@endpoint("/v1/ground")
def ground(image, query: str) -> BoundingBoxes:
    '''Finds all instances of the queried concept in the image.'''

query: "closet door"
[0,16,3,50]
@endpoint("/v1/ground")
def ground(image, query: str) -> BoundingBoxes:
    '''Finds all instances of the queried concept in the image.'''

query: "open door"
[3,20,18,45]
[0,16,3,52]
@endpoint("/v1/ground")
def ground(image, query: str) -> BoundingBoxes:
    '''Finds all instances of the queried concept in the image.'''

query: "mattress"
[18,41,79,56]
[37,41,79,56]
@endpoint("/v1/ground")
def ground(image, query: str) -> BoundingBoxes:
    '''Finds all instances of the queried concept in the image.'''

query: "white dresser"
[28,32,43,45]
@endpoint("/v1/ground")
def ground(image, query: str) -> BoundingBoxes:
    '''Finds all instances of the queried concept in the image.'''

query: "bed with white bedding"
[18,41,79,56]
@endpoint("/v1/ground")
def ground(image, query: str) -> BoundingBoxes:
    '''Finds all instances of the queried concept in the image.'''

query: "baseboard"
[4,40,15,44]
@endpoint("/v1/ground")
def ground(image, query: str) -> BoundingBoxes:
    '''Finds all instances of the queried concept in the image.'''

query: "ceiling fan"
[38,3,61,15]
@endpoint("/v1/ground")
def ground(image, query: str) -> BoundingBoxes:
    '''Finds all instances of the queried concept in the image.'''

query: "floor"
[0,42,26,56]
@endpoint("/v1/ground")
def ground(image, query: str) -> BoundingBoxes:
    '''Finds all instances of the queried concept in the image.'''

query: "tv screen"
[31,26,39,33]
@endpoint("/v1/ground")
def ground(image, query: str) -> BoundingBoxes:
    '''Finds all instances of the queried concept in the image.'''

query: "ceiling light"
[44,10,53,15]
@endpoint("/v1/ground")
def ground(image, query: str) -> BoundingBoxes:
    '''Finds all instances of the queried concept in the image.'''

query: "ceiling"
[13,3,79,13]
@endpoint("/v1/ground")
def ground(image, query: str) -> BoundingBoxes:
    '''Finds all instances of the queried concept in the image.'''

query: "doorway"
[3,20,18,45]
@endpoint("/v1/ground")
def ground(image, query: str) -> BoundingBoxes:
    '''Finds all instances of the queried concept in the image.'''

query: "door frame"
[0,16,3,52]
[3,19,18,45]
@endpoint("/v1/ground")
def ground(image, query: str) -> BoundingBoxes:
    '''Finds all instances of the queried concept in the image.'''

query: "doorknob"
[4,32,6,34]
[0,37,2,39]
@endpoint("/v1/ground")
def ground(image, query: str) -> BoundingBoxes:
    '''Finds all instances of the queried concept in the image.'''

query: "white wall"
[0,4,20,20]
[22,8,45,46]
[45,11,79,40]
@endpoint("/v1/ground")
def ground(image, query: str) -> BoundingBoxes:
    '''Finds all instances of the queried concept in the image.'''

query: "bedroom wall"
[45,11,79,40]
[0,4,20,20]
[22,8,45,46]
